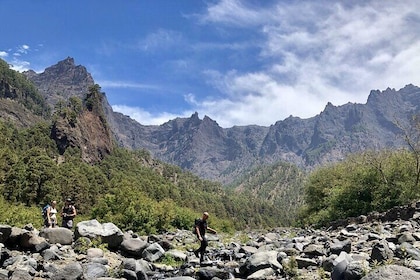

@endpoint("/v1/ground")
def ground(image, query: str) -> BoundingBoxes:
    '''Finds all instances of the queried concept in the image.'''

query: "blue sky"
[1,0,420,128]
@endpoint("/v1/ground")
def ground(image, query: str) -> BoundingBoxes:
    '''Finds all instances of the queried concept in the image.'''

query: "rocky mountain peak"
[24,57,94,108]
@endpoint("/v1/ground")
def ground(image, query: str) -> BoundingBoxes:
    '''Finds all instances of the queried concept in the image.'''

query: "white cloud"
[9,59,31,72]
[99,80,160,90]
[185,0,420,127]
[15,44,30,55]
[112,105,192,125]
[0,51,8,58]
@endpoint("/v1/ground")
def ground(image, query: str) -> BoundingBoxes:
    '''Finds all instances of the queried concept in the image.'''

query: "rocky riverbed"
[2,204,420,279]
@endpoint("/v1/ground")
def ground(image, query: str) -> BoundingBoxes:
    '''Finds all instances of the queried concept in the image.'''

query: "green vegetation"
[228,161,307,226]
[0,59,50,117]
[299,149,420,226]
[0,117,286,233]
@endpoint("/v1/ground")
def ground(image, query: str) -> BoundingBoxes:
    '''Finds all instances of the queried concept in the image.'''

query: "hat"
[66,198,72,202]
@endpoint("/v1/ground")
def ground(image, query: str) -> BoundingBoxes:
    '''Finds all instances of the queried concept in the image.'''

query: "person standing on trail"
[61,198,77,229]
[194,212,217,263]
[45,201,58,228]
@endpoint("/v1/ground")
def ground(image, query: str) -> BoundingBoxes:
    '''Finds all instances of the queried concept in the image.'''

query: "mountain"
[22,58,420,184]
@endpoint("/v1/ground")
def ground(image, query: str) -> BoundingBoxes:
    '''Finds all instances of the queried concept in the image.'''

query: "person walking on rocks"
[194,211,217,263]
[61,198,77,229]
[45,200,58,228]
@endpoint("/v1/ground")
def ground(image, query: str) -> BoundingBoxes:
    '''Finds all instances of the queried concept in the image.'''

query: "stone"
[9,269,32,280]
[197,267,231,280]
[247,267,277,279]
[75,220,123,249]
[303,244,325,256]
[19,231,47,250]
[239,251,282,276]
[0,225,12,243]
[165,249,187,261]
[51,262,83,280]
[83,262,108,280]
[295,257,318,268]
[239,245,258,255]
[329,239,351,255]
[371,240,393,262]
[120,238,149,258]
[141,243,165,262]
[360,265,420,280]
[87,247,104,258]
[40,227,73,245]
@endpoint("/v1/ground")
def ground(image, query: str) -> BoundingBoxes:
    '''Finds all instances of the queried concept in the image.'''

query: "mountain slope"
[24,58,420,184]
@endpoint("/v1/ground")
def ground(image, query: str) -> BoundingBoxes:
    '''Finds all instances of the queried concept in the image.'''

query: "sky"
[1,0,420,128]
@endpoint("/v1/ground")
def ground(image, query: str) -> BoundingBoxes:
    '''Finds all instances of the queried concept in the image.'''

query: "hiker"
[61,198,77,229]
[194,211,217,263]
[44,200,58,228]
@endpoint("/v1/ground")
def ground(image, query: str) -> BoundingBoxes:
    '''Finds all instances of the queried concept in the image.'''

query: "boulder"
[196,266,232,280]
[247,267,277,279]
[75,220,123,249]
[51,262,83,280]
[371,240,393,262]
[0,225,12,243]
[19,231,48,251]
[361,265,420,280]
[120,238,149,258]
[40,227,73,245]
[141,243,165,262]
[83,262,108,280]
[3,255,37,277]
[165,249,187,261]
[87,247,104,258]
[239,250,282,276]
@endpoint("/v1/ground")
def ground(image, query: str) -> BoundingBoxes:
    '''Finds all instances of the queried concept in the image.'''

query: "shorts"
[62,219,74,229]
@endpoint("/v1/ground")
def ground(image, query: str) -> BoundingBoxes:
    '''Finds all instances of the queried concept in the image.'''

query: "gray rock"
[239,250,282,276]
[10,269,32,280]
[397,242,420,260]
[120,238,149,257]
[75,220,123,249]
[330,239,351,255]
[345,260,369,280]
[3,255,37,275]
[51,262,83,280]
[40,227,73,245]
[165,249,187,261]
[197,266,231,280]
[19,231,47,250]
[360,265,420,280]
[398,232,416,244]
[83,262,108,280]
[0,269,8,280]
[239,245,258,255]
[41,248,62,261]
[122,269,137,280]
[87,247,104,258]
[303,244,325,256]
[371,240,393,262]
[295,257,318,268]
[162,277,196,280]
[247,267,276,279]
[0,225,12,243]
[141,242,165,262]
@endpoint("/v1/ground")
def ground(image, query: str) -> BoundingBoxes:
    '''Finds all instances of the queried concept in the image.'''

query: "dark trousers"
[196,238,208,261]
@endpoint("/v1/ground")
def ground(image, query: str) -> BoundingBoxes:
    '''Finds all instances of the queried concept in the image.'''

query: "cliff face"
[22,58,113,164]
[24,57,95,108]
[51,109,113,164]
[22,58,420,183]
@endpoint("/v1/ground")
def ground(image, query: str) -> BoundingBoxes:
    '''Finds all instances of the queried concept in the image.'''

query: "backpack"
[192,218,200,234]
[42,204,50,219]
